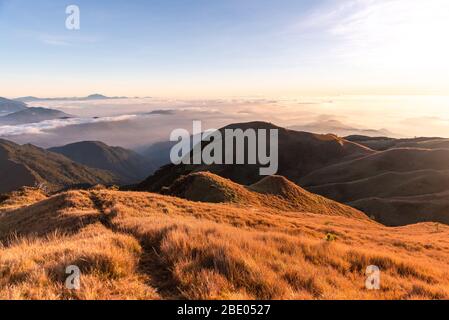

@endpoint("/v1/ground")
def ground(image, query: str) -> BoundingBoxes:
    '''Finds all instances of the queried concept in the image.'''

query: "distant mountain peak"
[14,94,129,102]
[86,94,109,100]
[0,107,73,125]
[289,119,397,138]
[222,121,282,131]
[0,97,28,114]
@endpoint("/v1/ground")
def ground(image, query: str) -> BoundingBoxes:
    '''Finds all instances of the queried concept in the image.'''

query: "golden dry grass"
[0,187,47,213]
[1,178,449,300]
[164,172,368,219]
[0,223,158,300]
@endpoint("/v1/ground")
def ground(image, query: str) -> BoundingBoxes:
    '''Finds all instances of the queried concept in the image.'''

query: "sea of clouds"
[1,96,449,150]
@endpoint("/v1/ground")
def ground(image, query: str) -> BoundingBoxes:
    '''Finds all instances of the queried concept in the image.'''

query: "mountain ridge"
[163,172,368,219]
[0,97,27,114]
[0,107,73,125]
[1,183,449,299]
[15,94,130,102]
[49,141,155,184]
[0,139,118,193]
[137,121,374,192]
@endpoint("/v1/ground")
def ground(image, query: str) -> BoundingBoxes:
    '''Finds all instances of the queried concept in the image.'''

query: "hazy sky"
[1,0,449,98]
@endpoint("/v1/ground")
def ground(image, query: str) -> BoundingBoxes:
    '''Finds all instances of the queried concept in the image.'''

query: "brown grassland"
[1,173,449,300]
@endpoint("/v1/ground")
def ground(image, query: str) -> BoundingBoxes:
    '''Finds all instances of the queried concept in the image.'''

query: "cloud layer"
[0,114,136,136]
[2,95,449,150]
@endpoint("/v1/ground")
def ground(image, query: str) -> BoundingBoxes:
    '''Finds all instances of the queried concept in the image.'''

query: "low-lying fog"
[1,95,449,151]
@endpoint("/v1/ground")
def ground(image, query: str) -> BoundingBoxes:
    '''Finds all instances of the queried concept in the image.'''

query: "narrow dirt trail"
[88,191,183,299]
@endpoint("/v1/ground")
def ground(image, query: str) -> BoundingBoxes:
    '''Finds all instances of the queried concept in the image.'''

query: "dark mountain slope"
[345,135,449,151]
[137,121,374,192]
[49,141,154,184]
[301,148,449,226]
[0,139,118,193]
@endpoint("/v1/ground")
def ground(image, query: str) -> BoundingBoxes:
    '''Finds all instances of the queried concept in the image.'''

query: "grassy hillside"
[0,139,118,193]
[1,177,448,300]
[49,141,154,184]
[164,172,367,219]
[137,122,449,227]
[301,148,449,226]
[138,121,373,192]
[346,135,449,151]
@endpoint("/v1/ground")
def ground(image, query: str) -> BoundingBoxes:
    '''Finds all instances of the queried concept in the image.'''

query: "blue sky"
[1,0,449,97]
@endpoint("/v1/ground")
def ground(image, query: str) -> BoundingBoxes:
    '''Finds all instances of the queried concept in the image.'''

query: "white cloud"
[295,0,449,89]
[0,114,136,136]
[38,33,98,47]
